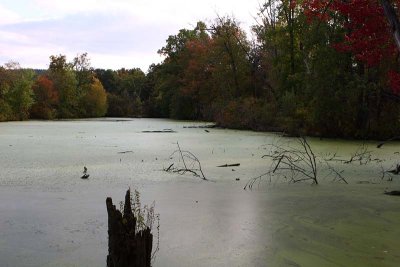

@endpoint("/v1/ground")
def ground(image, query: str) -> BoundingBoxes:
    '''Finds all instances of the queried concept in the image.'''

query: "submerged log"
[106,189,153,267]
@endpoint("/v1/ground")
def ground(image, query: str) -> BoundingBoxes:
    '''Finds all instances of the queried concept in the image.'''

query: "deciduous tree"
[30,75,59,119]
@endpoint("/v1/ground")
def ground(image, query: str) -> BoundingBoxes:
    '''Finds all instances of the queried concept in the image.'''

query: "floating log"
[384,190,400,196]
[118,151,134,154]
[183,124,216,129]
[142,129,176,133]
[217,163,240,167]
[106,189,153,267]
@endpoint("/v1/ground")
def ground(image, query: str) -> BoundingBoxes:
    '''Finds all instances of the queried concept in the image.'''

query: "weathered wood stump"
[106,189,153,267]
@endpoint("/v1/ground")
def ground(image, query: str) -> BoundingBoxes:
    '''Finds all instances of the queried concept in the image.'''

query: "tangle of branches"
[164,142,207,180]
[245,137,348,190]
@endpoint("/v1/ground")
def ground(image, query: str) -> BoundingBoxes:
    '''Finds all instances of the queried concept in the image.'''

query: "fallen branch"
[164,142,207,180]
[245,137,348,190]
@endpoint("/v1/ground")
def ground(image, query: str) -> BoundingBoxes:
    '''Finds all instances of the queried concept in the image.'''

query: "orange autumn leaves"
[30,75,58,119]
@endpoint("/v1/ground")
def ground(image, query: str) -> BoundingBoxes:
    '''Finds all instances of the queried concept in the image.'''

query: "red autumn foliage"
[303,0,400,92]
[389,70,400,94]
[181,38,215,102]
[32,75,58,104]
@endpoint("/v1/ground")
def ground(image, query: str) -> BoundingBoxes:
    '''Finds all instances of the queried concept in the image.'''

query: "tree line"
[0,54,108,120]
[1,1,400,139]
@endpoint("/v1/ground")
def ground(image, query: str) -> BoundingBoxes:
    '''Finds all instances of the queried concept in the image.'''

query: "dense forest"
[1,1,400,139]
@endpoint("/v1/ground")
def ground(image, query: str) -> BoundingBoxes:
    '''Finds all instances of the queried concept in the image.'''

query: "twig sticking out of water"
[343,145,373,165]
[324,161,348,184]
[164,142,207,180]
[323,144,375,165]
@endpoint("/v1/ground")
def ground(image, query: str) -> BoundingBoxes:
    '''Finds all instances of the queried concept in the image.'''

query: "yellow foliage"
[82,78,108,117]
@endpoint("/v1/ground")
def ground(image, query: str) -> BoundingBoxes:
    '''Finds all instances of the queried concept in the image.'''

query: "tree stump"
[106,189,153,267]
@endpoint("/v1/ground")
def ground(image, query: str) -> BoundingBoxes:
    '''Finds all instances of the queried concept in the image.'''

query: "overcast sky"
[0,0,262,72]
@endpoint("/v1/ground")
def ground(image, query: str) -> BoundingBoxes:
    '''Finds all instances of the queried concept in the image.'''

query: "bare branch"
[165,142,207,180]
[245,137,356,189]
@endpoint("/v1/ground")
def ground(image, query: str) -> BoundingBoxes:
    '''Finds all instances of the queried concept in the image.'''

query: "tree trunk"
[381,0,400,52]
[106,189,153,267]
[289,4,295,75]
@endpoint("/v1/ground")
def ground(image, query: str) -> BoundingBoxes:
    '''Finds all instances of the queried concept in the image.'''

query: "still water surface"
[0,119,399,266]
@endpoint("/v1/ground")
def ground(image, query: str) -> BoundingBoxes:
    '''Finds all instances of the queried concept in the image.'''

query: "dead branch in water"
[342,145,373,165]
[164,142,207,180]
[323,144,375,165]
[324,161,348,184]
[245,137,348,190]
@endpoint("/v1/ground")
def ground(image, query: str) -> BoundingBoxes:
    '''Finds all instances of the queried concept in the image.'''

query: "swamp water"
[0,118,399,267]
